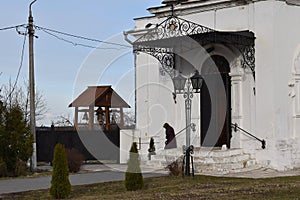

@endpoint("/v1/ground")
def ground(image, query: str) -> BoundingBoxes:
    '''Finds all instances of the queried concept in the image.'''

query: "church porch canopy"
[132,16,255,79]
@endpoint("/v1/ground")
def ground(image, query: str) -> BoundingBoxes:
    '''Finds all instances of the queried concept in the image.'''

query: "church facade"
[124,0,300,171]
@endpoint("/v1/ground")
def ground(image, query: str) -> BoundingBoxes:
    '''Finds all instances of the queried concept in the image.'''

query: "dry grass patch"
[2,175,300,199]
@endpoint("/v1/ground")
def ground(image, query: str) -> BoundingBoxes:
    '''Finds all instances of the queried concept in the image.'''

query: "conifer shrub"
[66,148,84,173]
[148,137,156,153]
[148,137,156,160]
[125,142,144,191]
[50,143,71,199]
[0,104,32,175]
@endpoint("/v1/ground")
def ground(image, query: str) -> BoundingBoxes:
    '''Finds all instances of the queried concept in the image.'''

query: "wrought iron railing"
[232,123,266,149]
[175,123,196,137]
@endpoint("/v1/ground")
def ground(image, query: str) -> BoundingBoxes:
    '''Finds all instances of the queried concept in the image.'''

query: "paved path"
[1,164,300,195]
[0,166,163,195]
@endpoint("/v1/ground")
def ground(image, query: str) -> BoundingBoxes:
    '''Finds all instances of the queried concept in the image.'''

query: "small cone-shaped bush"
[125,142,144,191]
[50,143,71,199]
[148,137,155,153]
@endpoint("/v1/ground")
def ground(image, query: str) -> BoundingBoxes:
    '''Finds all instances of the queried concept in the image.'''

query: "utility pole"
[29,0,37,172]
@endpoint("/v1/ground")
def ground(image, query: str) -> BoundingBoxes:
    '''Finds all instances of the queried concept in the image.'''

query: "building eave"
[147,0,252,17]
[146,0,293,18]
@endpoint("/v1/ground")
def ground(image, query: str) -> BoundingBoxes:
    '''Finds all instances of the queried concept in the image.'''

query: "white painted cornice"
[147,0,254,17]
[145,0,296,18]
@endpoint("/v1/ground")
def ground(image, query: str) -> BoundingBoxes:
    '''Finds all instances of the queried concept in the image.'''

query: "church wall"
[271,2,300,169]
[135,53,188,156]
[250,1,300,170]
[131,0,300,169]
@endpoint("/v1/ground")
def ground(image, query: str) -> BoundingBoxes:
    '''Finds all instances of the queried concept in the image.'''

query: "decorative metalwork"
[134,16,214,45]
[134,47,176,78]
[133,15,256,80]
[239,45,255,79]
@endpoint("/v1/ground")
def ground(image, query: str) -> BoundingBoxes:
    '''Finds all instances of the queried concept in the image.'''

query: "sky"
[0,0,162,126]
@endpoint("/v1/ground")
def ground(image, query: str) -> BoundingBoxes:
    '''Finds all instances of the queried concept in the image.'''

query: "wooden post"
[120,107,124,129]
[74,107,78,129]
[88,105,94,130]
[105,106,110,130]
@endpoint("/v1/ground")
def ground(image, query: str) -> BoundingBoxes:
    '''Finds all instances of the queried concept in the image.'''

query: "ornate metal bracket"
[239,45,255,80]
[134,47,176,78]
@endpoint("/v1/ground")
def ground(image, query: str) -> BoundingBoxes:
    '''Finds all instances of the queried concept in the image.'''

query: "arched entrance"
[201,55,232,147]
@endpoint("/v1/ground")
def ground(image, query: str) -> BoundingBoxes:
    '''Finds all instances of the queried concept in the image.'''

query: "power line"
[35,25,132,48]
[6,28,28,100]
[39,28,127,50]
[0,24,26,31]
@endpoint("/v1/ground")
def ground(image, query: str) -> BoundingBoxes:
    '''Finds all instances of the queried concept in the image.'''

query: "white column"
[229,59,244,148]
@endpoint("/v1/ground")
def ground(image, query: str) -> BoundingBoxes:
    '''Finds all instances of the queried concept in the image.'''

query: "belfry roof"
[69,86,130,108]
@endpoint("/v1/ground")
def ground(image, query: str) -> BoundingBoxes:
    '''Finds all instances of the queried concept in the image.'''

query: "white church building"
[120,0,300,173]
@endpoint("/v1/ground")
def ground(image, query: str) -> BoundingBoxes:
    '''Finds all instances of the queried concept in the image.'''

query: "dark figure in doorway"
[163,123,177,149]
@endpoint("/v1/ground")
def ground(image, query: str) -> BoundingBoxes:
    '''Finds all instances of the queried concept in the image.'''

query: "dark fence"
[36,126,120,163]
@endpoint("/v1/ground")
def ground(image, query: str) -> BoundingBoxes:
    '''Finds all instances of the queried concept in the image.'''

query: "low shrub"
[14,159,27,177]
[66,148,84,173]
[166,157,183,176]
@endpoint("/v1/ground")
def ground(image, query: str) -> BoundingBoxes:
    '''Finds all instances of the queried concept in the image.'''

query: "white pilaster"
[229,58,244,148]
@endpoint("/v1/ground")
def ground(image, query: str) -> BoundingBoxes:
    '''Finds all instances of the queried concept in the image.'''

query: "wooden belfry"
[69,86,130,130]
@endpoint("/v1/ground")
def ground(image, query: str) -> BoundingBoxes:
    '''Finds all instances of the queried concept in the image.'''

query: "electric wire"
[39,28,127,50]
[35,25,132,49]
[0,24,26,31]
[6,28,28,100]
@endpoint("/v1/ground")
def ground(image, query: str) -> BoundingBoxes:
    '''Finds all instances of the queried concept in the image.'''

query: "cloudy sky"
[0,0,162,126]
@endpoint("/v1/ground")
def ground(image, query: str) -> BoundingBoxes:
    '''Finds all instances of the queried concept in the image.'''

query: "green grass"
[2,175,300,199]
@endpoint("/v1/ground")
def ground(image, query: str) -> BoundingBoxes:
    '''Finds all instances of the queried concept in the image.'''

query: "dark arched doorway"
[200,55,231,148]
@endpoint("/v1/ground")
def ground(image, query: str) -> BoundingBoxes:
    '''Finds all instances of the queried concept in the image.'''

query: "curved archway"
[200,55,232,147]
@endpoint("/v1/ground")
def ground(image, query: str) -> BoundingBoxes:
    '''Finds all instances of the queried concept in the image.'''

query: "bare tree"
[123,110,136,128]
[1,80,47,123]
[53,115,73,127]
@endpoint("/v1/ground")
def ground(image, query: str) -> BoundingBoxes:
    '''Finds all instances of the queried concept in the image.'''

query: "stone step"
[193,148,245,158]
[157,148,246,158]
[150,155,179,163]
[193,153,251,164]
[142,148,265,175]
[151,153,251,165]
[194,158,258,174]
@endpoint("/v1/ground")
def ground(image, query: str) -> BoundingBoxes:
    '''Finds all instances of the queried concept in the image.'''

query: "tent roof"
[69,86,130,108]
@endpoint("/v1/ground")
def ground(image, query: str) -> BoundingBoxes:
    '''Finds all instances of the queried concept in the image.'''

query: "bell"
[82,112,89,121]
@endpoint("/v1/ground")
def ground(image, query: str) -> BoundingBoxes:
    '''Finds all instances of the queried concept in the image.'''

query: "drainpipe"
[123,31,133,45]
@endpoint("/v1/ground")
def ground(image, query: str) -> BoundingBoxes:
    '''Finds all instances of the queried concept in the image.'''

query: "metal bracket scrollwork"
[238,45,255,80]
[133,16,215,79]
[134,47,176,78]
[135,16,214,44]
[214,32,256,80]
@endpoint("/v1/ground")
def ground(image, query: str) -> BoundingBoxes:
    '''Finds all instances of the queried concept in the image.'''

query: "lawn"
[2,175,300,199]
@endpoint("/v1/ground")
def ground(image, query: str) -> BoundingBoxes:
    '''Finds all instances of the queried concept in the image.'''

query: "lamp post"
[172,70,203,176]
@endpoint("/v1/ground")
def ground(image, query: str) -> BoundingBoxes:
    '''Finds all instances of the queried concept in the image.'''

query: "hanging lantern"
[172,73,186,93]
[190,70,203,93]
